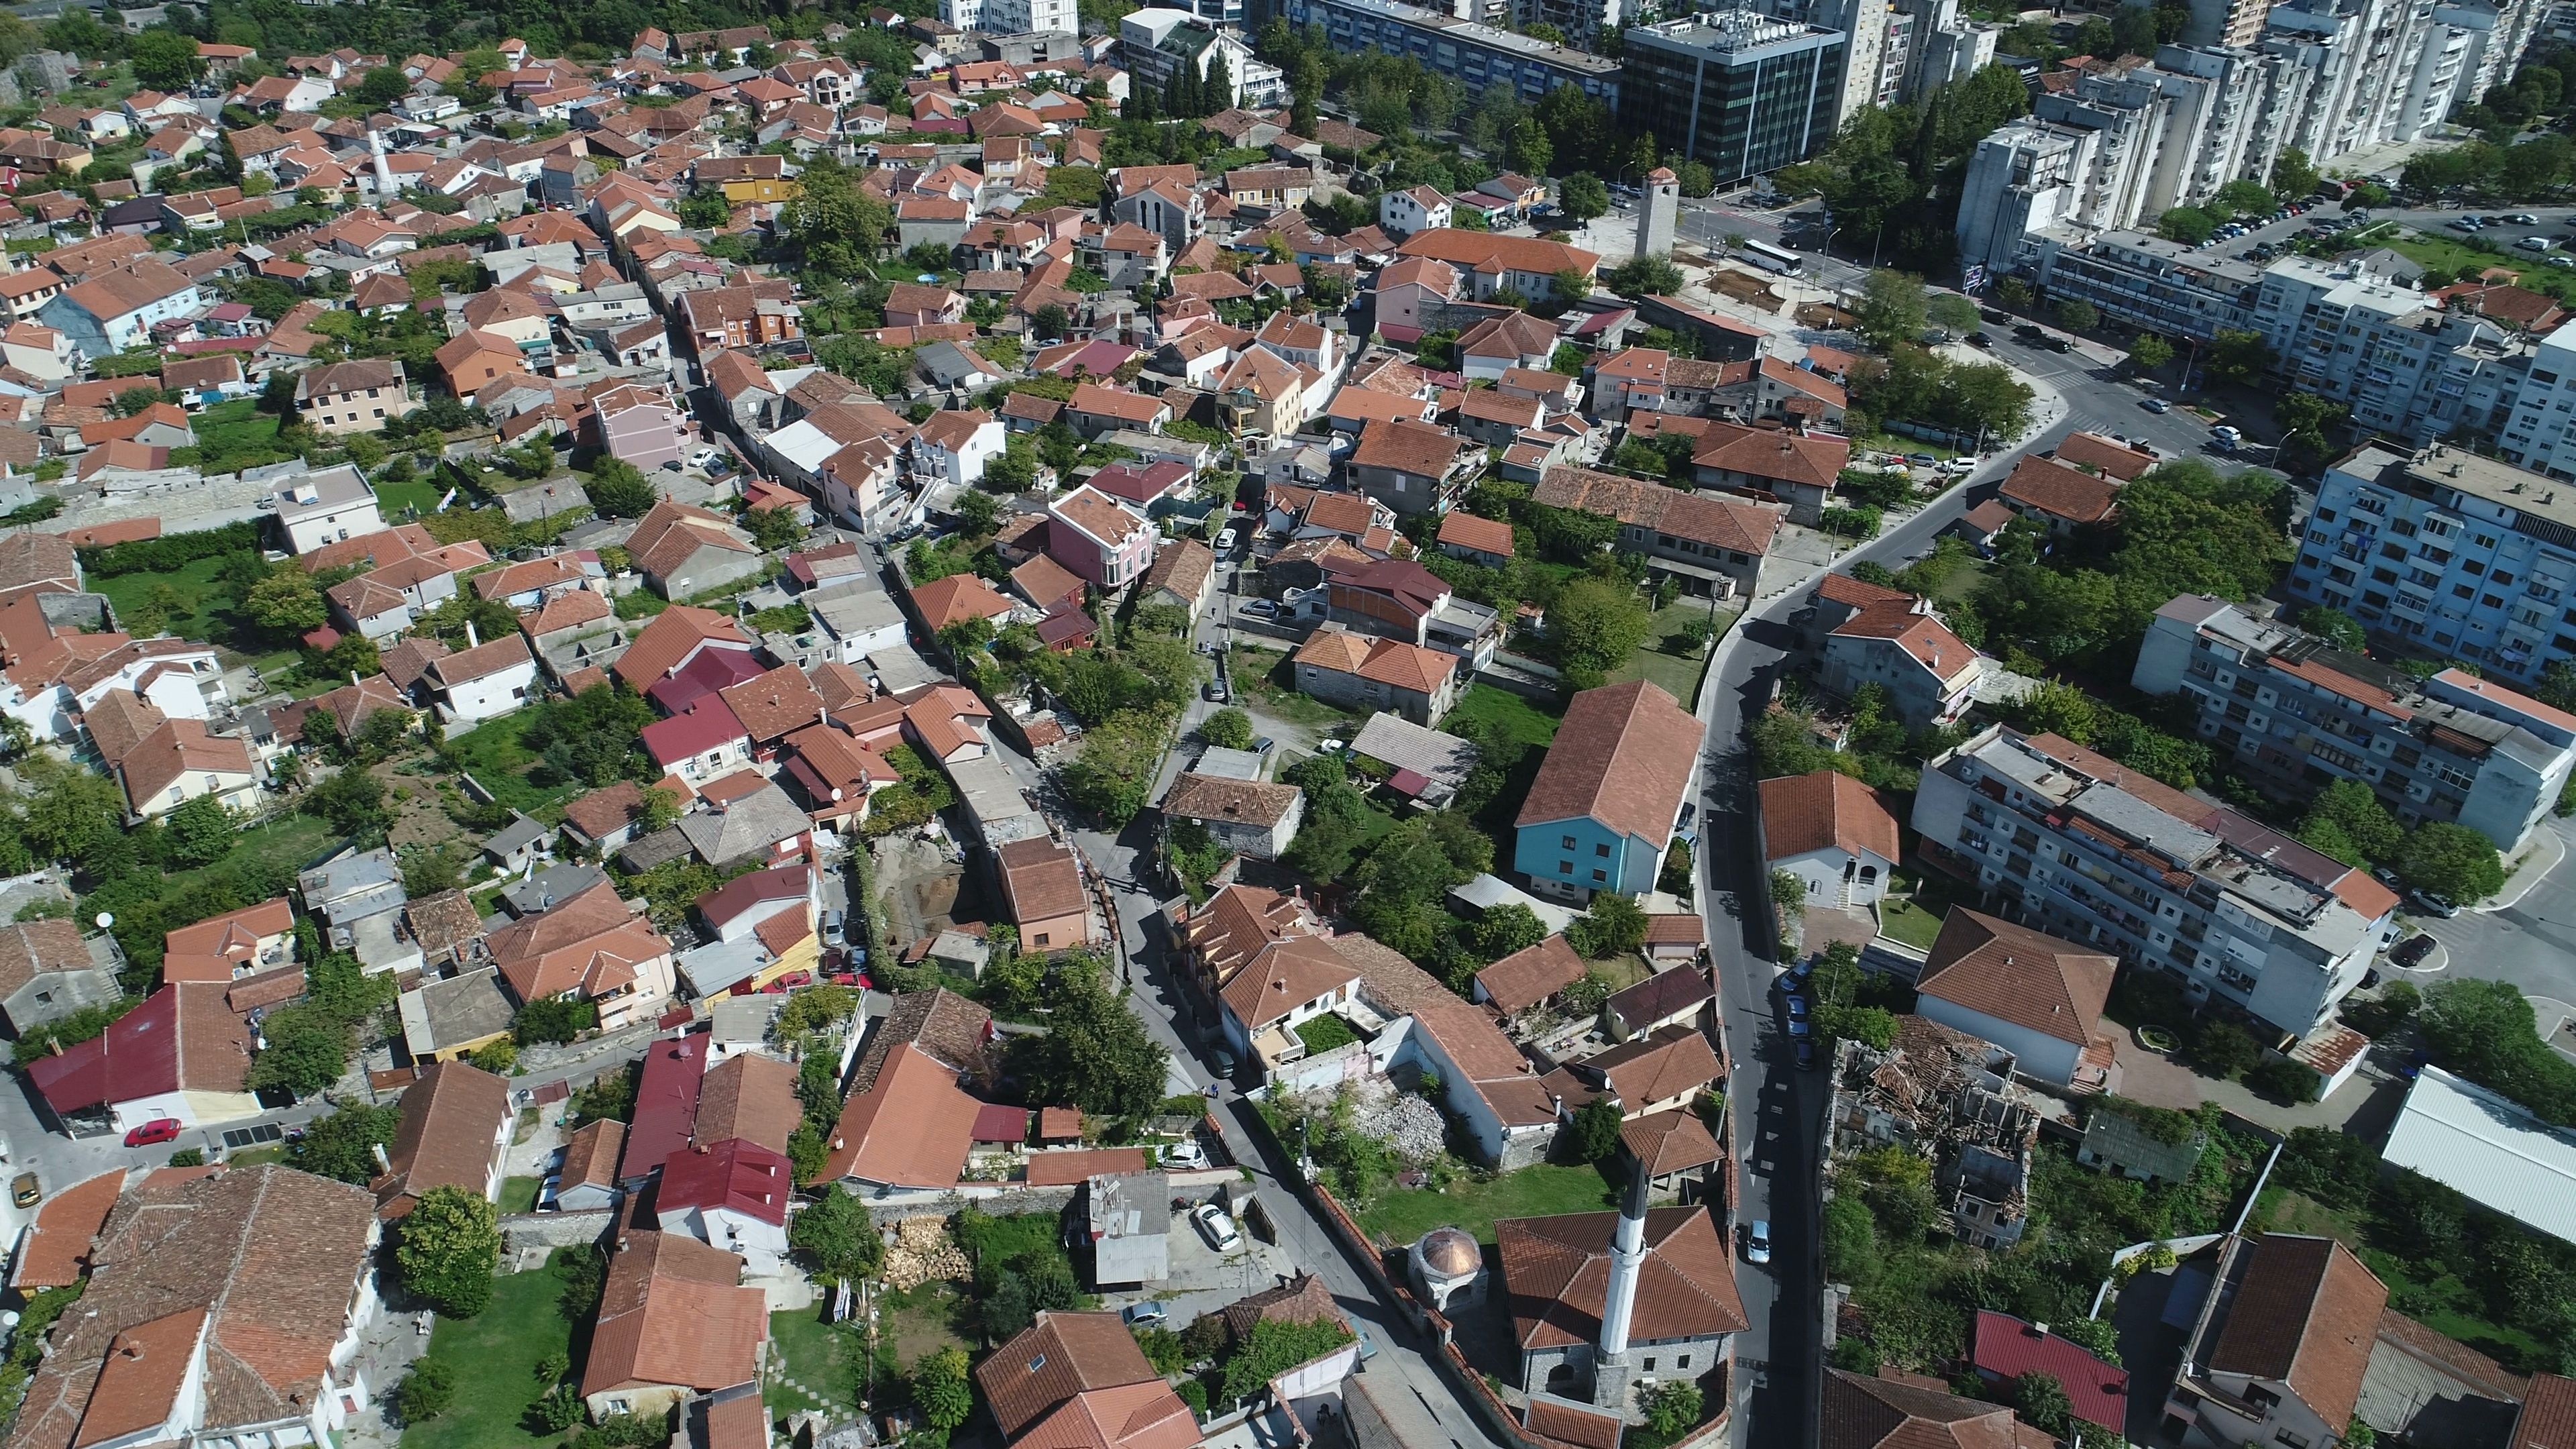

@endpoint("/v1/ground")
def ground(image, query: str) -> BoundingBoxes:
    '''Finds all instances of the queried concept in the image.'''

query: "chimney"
[371,1141,392,1174]
[465,621,480,649]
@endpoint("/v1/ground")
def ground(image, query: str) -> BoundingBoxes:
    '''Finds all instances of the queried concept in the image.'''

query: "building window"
[1595,843,1610,857]
[1592,869,1607,883]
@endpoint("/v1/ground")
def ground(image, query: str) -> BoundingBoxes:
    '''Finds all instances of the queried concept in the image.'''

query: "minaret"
[1635,167,1678,262]
[369,128,396,201]
[1593,1166,1651,1413]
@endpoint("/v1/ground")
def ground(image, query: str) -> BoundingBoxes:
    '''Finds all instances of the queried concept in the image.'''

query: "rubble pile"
[881,1216,971,1290]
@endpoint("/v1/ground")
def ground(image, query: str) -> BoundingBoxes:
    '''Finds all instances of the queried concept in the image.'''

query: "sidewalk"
[2477,820,2566,913]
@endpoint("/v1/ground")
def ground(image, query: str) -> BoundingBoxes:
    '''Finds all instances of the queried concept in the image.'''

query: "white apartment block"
[987,0,1078,34]
[2135,594,2576,854]
[1915,725,2400,1038]
[2286,443,2576,688]
[2494,320,2576,478]
[2251,254,2526,443]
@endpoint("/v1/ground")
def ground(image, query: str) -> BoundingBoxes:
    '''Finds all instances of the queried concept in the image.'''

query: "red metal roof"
[1972,1311,2127,1430]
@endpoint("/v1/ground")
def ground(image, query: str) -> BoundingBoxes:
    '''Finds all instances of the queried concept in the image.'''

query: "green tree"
[1854,269,1930,350]
[394,1185,502,1318]
[745,506,807,552]
[1603,254,1684,299]
[1473,902,1546,960]
[2299,780,2404,865]
[584,459,657,518]
[1545,577,1652,689]
[912,1347,975,1432]
[1200,708,1254,749]
[1569,1096,1624,1160]
[2398,822,2506,904]
[790,1185,888,1280]
[1568,892,1648,958]
[2055,298,2099,332]
[1010,965,1170,1118]
[2272,146,2321,201]
[397,1360,455,1422]
[2299,605,2367,651]
[161,795,233,869]
[288,1102,402,1183]
[2131,333,2174,370]
[2157,206,2218,244]
[2207,329,2277,385]
[1507,115,1554,177]
[305,766,391,840]
[1927,294,1981,333]
[1642,1382,1703,1441]
[955,490,1002,535]
[1559,171,1609,223]
[130,29,203,89]
[244,568,327,634]
[2016,1373,2074,1436]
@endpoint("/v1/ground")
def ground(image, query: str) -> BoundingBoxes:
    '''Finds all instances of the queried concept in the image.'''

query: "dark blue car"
[1785,994,1811,1021]
[1793,1037,1819,1070]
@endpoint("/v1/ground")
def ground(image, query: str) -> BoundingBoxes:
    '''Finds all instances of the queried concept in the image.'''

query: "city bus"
[1735,238,1805,276]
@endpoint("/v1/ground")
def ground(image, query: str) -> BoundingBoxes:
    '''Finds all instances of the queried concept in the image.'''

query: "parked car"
[1784,993,1811,1021]
[1241,598,1279,617]
[1744,1220,1772,1265]
[1165,1138,1208,1169]
[537,1173,562,1211]
[1967,331,1992,347]
[1786,1015,1813,1039]
[1792,1036,1819,1071]
[123,1118,182,1148]
[823,909,846,947]
[2412,890,2460,918]
[1204,678,1230,703]
[1215,528,1240,553]
[2450,218,2482,231]
[2141,397,2170,413]
[1907,452,1939,467]
[2508,213,2540,223]
[2045,335,2074,352]
[11,1174,36,1208]
[1122,1301,1169,1327]
[2390,934,2438,969]
[1191,1203,1242,1252]
[2521,236,2555,252]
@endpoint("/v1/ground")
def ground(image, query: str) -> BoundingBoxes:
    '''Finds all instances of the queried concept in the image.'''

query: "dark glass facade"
[1621,18,1842,184]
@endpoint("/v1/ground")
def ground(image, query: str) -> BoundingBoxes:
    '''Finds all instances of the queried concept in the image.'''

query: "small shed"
[1086,1170,1170,1286]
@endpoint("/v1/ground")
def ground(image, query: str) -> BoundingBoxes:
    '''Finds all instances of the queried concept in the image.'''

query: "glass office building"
[1621,12,1843,183]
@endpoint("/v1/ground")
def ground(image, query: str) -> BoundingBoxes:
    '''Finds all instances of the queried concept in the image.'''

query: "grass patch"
[441,715,581,819]
[767,1308,863,1411]
[498,1175,543,1214]
[376,476,449,519]
[1294,1012,1360,1055]
[227,1144,289,1167]
[1611,599,1729,703]
[1878,896,1945,951]
[87,552,240,648]
[2250,1187,2548,1366]
[1445,684,1562,750]
[1226,644,1360,728]
[170,813,338,896]
[190,398,293,474]
[400,1269,576,1449]
[1353,1161,1619,1245]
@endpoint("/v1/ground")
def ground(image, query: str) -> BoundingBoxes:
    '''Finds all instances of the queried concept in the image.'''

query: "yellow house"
[720,178,801,205]
[742,910,820,991]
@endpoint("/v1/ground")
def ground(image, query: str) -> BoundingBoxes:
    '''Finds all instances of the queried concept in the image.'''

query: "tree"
[130,28,202,89]
[2051,1316,2122,1365]
[2398,822,2506,904]
[2157,207,2218,244]
[779,156,892,276]
[2131,333,2174,370]
[1568,1097,1625,1161]
[912,1347,975,1431]
[1473,902,1546,960]
[1642,1382,1703,1441]
[1568,892,1648,958]
[288,1102,401,1183]
[2208,329,2277,385]
[1854,269,1929,350]
[1603,254,1684,299]
[1010,966,1170,1118]
[1927,294,1981,333]
[2299,779,2404,865]
[1201,708,1254,749]
[2272,146,2321,201]
[1546,577,1652,689]
[397,1360,455,1423]
[245,569,327,634]
[1507,115,1553,178]
[305,766,391,840]
[394,1185,501,1318]
[955,490,1002,535]
[2298,605,2368,651]
[2016,1373,2074,1437]
[1559,171,1609,224]
[2055,298,2099,333]
[584,459,657,518]
[162,795,233,868]
[790,1185,885,1279]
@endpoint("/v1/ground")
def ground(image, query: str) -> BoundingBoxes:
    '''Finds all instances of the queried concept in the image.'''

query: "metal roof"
[2383,1063,2576,1247]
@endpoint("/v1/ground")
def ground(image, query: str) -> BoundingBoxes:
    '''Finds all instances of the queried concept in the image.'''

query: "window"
[1562,835,1576,849]
[1560,860,1573,875]
[1592,869,1607,882]
[1033,932,1050,947]
[1595,843,1610,857]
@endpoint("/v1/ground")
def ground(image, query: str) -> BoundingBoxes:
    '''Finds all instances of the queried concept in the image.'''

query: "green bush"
[2246,1057,2322,1104]
[397,1360,455,1422]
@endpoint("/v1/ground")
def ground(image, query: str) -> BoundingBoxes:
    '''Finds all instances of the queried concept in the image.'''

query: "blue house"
[1513,680,1705,902]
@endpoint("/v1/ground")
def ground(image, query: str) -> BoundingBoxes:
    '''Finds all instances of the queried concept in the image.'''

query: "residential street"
[2403,816,2576,1008]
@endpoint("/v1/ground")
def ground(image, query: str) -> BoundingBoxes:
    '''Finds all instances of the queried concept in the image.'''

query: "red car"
[123,1118,182,1148]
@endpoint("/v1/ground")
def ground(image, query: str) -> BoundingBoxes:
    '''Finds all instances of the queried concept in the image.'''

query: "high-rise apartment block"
[2285,442,2576,688]
[1913,726,2400,1038]
[2250,254,2525,441]
[2134,594,2576,854]
[1620,11,1845,184]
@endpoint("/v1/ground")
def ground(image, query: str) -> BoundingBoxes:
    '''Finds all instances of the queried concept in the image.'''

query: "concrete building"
[2286,442,2576,688]
[1085,1171,1170,1286]
[1620,12,1843,183]
[1956,118,2098,278]
[2252,254,2525,446]
[270,464,384,554]
[1281,0,1622,106]
[1914,724,2401,1038]
[2135,593,2576,854]
[1514,680,1703,902]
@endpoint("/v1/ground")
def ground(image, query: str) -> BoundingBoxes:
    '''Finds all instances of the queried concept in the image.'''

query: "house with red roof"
[1513,680,1704,902]
[1971,1311,2128,1430]
[1758,769,1902,910]
[1045,484,1155,590]
[27,981,260,1134]
[655,1136,794,1272]
[1999,454,2122,535]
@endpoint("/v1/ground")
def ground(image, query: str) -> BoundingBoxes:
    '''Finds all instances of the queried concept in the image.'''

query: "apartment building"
[1914,726,2400,1038]
[2033,229,2262,343]
[2135,594,2576,853]
[1280,0,1621,107]
[2285,441,2576,688]
[2251,254,2526,445]
[2492,319,2576,477]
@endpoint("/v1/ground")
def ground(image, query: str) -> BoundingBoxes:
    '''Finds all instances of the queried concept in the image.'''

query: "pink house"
[1371,256,1460,345]
[584,380,693,472]
[1044,484,1156,590]
[883,282,965,330]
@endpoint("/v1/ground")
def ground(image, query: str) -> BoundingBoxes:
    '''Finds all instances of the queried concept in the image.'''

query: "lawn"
[1878,896,1945,951]
[442,715,582,820]
[400,1270,574,1449]
[1227,644,1358,728]
[1445,684,1562,750]
[168,814,338,896]
[190,398,294,474]
[2253,1189,2550,1367]
[768,1307,863,1412]
[376,476,449,519]
[1611,600,1733,704]
[2375,230,2576,303]
[87,553,244,653]
[498,1176,543,1214]
[1353,1161,1620,1245]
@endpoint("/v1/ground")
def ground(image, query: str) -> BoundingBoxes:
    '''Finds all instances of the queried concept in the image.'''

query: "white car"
[1744,1220,1772,1265]
[1191,1203,1242,1252]
[1165,1138,1208,1169]
[2521,236,2555,253]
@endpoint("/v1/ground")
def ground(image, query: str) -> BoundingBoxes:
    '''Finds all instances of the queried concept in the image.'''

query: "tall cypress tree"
[1202,49,1234,115]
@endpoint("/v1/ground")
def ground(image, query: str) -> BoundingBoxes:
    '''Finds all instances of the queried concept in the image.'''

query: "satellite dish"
[93,912,111,930]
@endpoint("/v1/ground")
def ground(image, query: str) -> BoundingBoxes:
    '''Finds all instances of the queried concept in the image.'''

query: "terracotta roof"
[1916,908,2116,1049]
[1517,680,1701,845]
[1350,417,1468,480]
[2514,1373,2576,1449]
[911,572,1016,631]
[563,781,649,843]
[1025,1147,1150,1186]
[1819,1368,2025,1449]
[488,881,672,1005]
[2208,1234,2387,1430]
[1218,1271,1345,1342]
[849,987,991,1095]
[820,1042,981,1187]
[692,1051,801,1155]
[559,1118,626,1194]
[1694,421,1848,490]
[1437,511,1515,557]
[580,1230,767,1399]
[1526,1397,1626,1449]
[977,1311,1171,1440]
[7,1170,123,1292]
[1163,773,1301,830]
[2000,455,2121,525]
[998,836,1086,924]
[1495,1205,1746,1351]
[718,662,826,743]
[1581,1024,1721,1106]
[1393,228,1599,280]
[1140,539,1213,603]
[373,1060,511,1220]
[1759,769,1900,866]
[614,604,755,691]
[0,918,96,999]
[1534,466,1779,557]
[1474,934,1587,1016]
[2053,431,2156,482]
[1218,934,1360,1034]
[1620,1109,1719,1179]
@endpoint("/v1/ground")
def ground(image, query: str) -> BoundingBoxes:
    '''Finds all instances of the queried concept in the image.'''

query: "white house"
[1757,769,1900,910]
[38,258,202,359]
[271,465,385,555]
[421,630,539,724]
[1378,185,1452,240]
[654,1138,794,1275]
[1913,908,2117,1091]
[910,407,1006,492]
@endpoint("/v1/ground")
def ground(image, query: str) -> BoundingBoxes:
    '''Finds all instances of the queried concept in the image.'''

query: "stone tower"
[1637,166,1679,262]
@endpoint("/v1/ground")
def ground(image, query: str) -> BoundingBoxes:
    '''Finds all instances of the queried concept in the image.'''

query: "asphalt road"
[2406,818,2576,1006]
